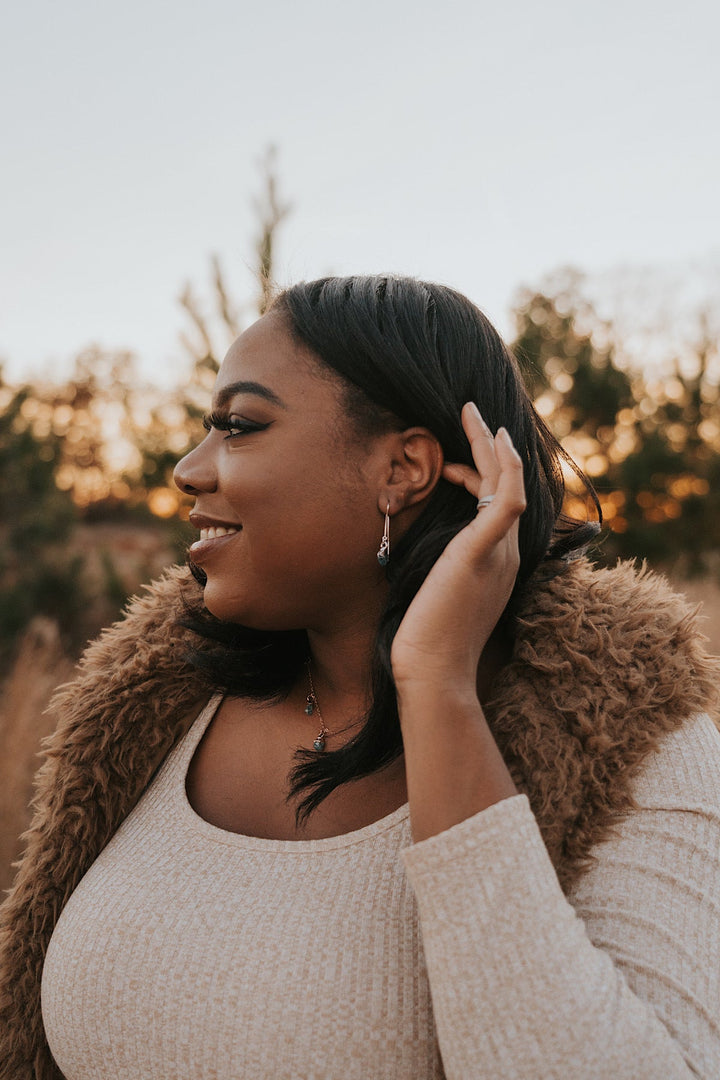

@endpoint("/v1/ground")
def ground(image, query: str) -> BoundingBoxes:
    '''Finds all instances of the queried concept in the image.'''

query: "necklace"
[304,660,331,751]
[304,661,364,752]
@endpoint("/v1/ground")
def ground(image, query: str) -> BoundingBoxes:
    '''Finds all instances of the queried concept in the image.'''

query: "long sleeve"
[401,713,720,1079]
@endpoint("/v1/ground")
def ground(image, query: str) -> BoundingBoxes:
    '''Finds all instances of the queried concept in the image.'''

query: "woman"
[1,275,719,1079]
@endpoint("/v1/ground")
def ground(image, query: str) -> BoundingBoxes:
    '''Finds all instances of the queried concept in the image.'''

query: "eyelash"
[202,412,269,439]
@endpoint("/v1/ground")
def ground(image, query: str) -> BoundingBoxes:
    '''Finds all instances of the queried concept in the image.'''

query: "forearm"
[402,796,704,1080]
[396,683,517,843]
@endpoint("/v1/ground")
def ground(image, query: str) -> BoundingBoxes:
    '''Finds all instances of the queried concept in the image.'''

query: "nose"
[173,440,217,496]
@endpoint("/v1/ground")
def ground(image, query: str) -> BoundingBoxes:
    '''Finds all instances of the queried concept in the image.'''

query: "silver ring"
[476,495,495,510]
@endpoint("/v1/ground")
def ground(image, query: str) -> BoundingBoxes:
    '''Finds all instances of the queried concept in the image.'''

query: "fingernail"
[498,428,520,452]
[468,402,490,432]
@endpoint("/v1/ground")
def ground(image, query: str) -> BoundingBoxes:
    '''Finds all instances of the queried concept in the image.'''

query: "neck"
[305,618,376,715]
[301,601,513,731]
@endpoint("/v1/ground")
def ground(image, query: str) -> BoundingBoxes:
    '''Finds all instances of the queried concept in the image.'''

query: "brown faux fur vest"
[1,558,718,1080]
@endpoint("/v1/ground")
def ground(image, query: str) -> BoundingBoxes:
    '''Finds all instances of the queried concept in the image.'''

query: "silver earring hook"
[377,502,391,566]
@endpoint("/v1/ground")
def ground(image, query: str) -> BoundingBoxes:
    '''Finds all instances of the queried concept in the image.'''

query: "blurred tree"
[0,373,87,658]
[613,312,720,572]
[514,279,634,436]
[44,347,143,512]
[511,273,720,574]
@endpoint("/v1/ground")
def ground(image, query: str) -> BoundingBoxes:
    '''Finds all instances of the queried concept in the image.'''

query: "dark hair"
[184,275,600,821]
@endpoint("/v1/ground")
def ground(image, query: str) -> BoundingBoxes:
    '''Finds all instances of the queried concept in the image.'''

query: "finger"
[461,402,500,491]
[470,428,526,542]
[442,461,482,499]
[443,426,524,505]
[444,444,524,557]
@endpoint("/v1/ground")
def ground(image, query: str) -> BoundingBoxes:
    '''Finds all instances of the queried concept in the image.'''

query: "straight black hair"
[184,275,600,821]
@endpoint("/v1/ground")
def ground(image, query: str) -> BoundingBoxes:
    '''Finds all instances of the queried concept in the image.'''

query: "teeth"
[200,526,239,540]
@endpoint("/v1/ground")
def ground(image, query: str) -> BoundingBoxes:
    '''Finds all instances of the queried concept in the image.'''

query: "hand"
[391,402,526,692]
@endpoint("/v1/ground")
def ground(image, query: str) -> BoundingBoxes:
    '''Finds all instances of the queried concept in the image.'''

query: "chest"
[185,695,408,841]
[41,727,441,1080]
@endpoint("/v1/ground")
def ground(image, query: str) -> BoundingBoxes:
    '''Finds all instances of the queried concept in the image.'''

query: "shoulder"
[77,563,203,673]
[489,558,720,888]
[507,557,719,731]
[567,712,720,1076]
[42,563,211,813]
[629,711,720,812]
[51,563,206,707]
[519,555,713,648]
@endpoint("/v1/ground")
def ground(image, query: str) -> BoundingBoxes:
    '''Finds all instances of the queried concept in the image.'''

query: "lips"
[188,515,242,560]
[189,512,242,531]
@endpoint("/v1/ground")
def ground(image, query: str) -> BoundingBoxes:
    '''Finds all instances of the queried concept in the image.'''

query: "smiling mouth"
[189,525,241,556]
[199,525,240,540]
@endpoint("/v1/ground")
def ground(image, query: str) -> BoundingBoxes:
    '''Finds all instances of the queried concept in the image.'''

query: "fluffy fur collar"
[1,558,718,1079]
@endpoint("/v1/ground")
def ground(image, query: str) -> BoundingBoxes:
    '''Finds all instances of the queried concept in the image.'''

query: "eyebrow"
[212,380,287,410]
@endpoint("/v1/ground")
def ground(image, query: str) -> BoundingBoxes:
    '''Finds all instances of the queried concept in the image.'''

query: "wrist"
[395,680,481,722]
[391,636,488,693]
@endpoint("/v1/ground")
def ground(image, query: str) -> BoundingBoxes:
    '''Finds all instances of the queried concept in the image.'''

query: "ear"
[378,427,444,515]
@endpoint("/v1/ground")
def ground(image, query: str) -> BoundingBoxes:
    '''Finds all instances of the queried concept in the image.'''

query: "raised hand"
[391,402,526,694]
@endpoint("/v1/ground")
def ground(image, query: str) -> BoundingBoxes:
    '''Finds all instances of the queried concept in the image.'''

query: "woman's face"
[174,311,393,631]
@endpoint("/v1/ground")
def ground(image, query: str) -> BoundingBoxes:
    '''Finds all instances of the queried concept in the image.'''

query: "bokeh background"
[1,0,719,886]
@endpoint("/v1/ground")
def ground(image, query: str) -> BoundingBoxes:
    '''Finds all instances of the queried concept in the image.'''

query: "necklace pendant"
[313,734,326,752]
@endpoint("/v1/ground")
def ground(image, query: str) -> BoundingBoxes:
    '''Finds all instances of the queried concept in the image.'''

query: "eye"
[202,412,270,439]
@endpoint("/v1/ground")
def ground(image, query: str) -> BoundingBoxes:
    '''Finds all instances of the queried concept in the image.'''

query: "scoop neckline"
[174,695,411,853]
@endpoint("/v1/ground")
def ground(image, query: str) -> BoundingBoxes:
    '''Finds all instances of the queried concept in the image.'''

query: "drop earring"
[377,502,390,566]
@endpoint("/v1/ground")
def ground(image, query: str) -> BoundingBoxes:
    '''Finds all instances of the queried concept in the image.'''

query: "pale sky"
[2,0,718,386]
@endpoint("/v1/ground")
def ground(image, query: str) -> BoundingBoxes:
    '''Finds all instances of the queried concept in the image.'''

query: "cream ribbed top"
[42,701,720,1079]
[42,697,441,1079]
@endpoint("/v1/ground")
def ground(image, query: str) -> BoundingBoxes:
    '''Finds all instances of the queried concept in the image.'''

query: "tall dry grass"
[667,575,720,659]
[0,618,74,893]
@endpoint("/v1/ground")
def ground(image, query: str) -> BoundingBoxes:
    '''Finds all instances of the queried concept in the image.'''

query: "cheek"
[201,439,383,623]
[200,500,382,626]
[247,494,380,580]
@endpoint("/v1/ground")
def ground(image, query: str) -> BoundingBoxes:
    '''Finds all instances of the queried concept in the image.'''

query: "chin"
[188,559,243,622]
[198,580,266,630]
[201,582,245,624]
[189,557,305,632]
[207,588,307,635]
